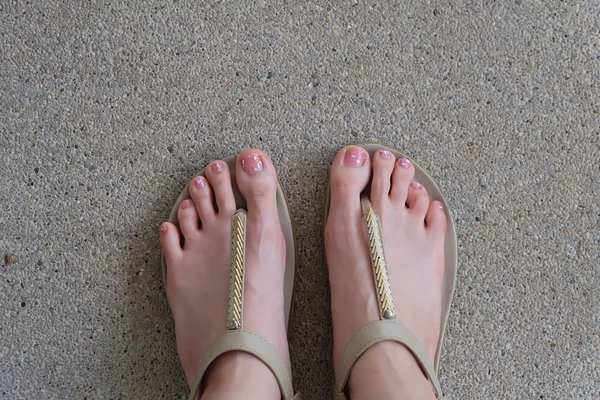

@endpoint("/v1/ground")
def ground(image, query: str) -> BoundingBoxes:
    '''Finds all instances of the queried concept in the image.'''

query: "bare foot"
[325,146,447,399]
[160,149,290,399]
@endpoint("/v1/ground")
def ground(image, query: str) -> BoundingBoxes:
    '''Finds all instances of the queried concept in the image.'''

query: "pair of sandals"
[161,144,457,400]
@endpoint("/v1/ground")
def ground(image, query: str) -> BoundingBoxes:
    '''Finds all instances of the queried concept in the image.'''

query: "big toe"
[328,145,371,208]
[235,149,279,219]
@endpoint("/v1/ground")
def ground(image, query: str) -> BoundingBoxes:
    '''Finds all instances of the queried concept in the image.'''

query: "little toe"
[159,222,182,262]
[329,145,371,208]
[189,176,216,225]
[371,148,396,208]
[204,160,237,216]
[177,199,200,240]
[235,149,278,220]
[425,201,448,236]
[390,157,416,203]
[405,181,430,219]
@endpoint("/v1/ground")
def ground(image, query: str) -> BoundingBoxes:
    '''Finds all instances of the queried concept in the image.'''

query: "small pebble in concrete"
[4,254,17,264]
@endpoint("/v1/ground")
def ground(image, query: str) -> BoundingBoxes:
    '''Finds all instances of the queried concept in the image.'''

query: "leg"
[325,146,447,399]
[160,150,291,399]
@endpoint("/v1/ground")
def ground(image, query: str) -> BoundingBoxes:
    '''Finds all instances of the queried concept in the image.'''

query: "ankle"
[348,342,436,400]
[201,352,280,400]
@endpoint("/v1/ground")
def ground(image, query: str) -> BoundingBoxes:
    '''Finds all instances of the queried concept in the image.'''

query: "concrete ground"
[1,1,599,399]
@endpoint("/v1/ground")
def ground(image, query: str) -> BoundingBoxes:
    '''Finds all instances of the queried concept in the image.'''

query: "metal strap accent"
[227,209,246,330]
[362,199,396,320]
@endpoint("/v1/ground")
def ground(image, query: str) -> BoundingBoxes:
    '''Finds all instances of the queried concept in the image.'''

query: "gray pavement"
[1,1,599,399]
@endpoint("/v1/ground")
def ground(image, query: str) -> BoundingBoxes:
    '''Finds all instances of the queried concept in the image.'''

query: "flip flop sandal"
[324,144,457,400]
[161,155,301,400]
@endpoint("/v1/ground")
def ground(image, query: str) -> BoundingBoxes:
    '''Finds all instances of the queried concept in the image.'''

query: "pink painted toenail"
[241,154,264,173]
[180,200,190,209]
[399,158,410,169]
[211,161,224,173]
[343,147,366,167]
[378,149,392,159]
[410,182,422,190]
[194,177,205,189]
[160,223,168,233]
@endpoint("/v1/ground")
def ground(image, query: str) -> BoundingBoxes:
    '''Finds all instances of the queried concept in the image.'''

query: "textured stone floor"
[1,1,599,399]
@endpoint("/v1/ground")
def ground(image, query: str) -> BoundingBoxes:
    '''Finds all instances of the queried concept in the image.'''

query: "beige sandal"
[324,144,458,399]
[161,155,301,400]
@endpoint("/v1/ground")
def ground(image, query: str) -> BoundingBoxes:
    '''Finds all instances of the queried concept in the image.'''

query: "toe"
[371,148,396,207]
[189,176,216,225]
[329,145,371,208]
[390,157,415,204]
[405,181,430,219]
[177,199,200,239]
[425,201,448,236]
[160,222,182,262]
[205,160,237,216]
[236,149,278,220]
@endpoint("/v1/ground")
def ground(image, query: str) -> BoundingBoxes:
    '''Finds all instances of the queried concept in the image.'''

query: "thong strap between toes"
[188,209,301,400]
[332,199,447,400]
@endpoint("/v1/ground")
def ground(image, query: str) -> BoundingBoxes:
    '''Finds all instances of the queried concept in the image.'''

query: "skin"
[160,146,446,399]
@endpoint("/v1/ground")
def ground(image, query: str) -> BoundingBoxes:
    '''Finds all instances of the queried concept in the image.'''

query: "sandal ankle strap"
[188,329,299,400]
[333,320,446,399]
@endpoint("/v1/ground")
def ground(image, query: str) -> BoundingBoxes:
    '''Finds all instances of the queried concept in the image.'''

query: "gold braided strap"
[227,209,246,330]
[361,198,396,321]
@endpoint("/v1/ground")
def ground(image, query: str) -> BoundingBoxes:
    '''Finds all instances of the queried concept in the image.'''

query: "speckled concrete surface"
[1,1,599,399]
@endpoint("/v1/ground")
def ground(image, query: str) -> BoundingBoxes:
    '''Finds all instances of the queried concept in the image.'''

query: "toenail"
[194,177,205,189]
[343,147,366,167]
[378,149,392,159]
[410,182,422,190]
[180,200,191,209]
[399,158,410,169]
[160,223,168,233]
[211,161,224,173]
[241,154,264,173]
